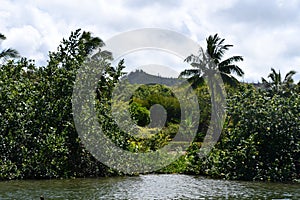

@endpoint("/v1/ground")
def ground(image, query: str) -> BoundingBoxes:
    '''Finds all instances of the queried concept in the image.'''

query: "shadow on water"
[0,174,299,199]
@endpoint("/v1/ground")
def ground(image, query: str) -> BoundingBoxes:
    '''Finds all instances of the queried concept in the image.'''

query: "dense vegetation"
[0,30,120,179]
[0,30,299,182]
[190,84,300,181]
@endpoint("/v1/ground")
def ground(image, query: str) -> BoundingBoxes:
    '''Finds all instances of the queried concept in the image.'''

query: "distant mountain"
[123,70,267,89]
[123,70,184,86]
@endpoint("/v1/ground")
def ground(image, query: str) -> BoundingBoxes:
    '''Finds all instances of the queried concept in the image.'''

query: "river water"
[0,174,299,199]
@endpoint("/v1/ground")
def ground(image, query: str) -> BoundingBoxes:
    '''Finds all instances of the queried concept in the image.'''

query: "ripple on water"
[0,174,299,199]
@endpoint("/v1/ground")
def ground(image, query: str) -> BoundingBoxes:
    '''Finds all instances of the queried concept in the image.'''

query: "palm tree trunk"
[208,78,218,141]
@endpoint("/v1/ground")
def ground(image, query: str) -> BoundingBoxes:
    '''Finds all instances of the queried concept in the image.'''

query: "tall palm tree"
[0,33,19,61]
[179,33,244,88]
[179,34,244,142]
[261,68,296,93]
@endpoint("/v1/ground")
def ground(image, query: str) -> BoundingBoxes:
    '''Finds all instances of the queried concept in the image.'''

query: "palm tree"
[80,30,113,60]
[0,33,19,61]
[261,68,297,93]
[179,33,244,88]
[179,34,244,142]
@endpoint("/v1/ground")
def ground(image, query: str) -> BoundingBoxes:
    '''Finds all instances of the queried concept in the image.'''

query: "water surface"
[0,174,299,199]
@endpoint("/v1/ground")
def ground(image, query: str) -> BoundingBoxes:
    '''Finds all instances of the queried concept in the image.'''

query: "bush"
[197,84,300,181]
[129,102,150,126]
[0,30,122,180]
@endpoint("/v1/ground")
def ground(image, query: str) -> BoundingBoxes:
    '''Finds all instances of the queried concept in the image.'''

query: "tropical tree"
[179,34,244,144]
[0,33,19,62]
[261,68,297,94]
[196,84,300,182]
[0,29,126,180]
[179,33,244,88]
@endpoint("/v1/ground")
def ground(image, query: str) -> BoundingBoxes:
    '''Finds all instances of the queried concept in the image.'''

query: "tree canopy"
[180,33,244,88]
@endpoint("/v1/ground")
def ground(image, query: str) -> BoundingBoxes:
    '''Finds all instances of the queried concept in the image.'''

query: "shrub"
[198,84,300,181]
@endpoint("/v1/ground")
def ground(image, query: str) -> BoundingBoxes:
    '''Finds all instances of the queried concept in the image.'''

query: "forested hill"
[123,70,184,86]
[124,70,269,89]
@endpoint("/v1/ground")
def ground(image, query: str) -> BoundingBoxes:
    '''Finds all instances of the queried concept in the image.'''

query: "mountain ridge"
[123,70,184,86]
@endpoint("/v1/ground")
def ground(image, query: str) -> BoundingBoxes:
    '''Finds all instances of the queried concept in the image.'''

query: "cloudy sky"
[1,0,300,82]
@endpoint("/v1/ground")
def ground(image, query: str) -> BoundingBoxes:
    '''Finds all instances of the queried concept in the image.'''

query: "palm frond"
[220,73,239,87]
[261,77,269,84]
[181,33,243,88]
[268,68,281,83]
[219,64,244,77]
[80,31,105,55]
[284,70,296,83]
[0,48,20,59]
[262,68,298,92]
[179,69,201,78]
[215,44,233,60]
[187,75,205,88]
[219,56,243,67]
[206,33,234,64]
[0,33,6,40]
[184,54,196,63]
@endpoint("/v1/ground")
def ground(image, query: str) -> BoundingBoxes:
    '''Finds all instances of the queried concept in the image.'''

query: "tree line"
[0,30,299,182]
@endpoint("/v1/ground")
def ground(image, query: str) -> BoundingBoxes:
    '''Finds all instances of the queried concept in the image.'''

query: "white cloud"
[3,25,45,61]
[0,0,299,82]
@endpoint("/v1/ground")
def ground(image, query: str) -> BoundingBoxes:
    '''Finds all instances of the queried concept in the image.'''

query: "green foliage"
[0,29,120,180]
[194,85,211,141]
[158,142,202,174]
[261,68,297,96]
[197,84,300,181]
[0,58,36,179]
[180,33,244,88]
[1,30,299,183]
[101,83,184,154]
[131,84,181,124]
[129,102,150,126]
